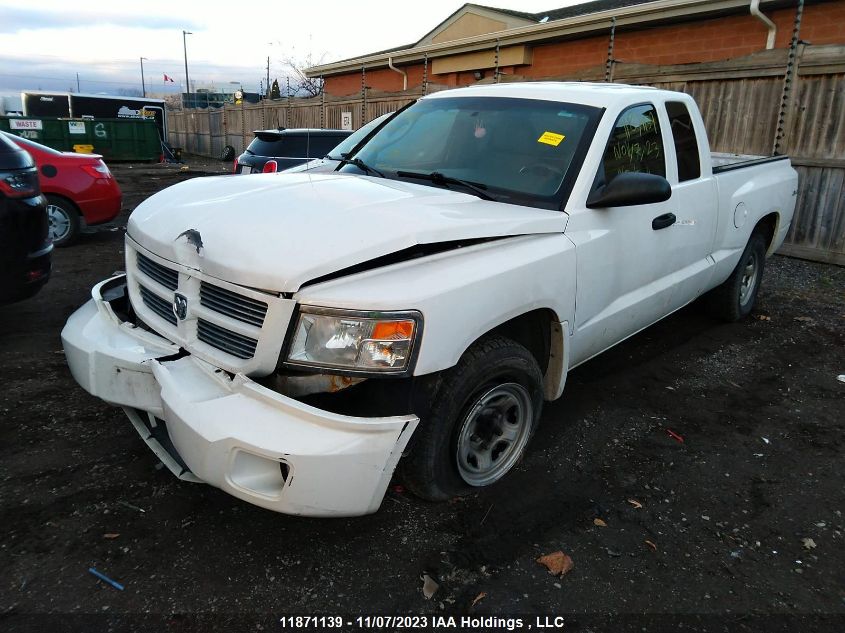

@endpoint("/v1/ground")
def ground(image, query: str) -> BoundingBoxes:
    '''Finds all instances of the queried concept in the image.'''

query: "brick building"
[307,0,845,95]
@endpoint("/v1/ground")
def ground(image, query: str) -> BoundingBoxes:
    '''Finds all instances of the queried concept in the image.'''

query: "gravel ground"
[1,158,843,633]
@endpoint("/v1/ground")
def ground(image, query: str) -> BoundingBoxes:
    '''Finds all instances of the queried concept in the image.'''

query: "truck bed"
[711,152,790,173]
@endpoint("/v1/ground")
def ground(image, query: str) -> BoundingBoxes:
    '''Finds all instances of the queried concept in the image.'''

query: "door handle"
[652,213,676,230]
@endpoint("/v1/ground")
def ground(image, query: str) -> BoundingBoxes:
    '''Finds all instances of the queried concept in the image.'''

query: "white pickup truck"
[62,83,797,517]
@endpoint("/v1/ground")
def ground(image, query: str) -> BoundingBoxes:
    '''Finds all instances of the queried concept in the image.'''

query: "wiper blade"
[396,171,495,201]
[337,156,385,178]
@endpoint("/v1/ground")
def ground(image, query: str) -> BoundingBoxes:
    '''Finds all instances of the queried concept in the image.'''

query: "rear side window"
[247,136,308,157]
[666,101,701,181]
[247,134,348,158]
[598,104,665,184]
[307,135,347,158]
[247,136,290,157]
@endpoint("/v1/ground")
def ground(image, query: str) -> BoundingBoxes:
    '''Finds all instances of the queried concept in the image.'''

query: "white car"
[62,83,797,516]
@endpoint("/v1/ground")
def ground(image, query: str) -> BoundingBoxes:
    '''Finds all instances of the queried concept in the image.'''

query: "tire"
[399,336,544,501]
[221,145,236,162]
[46,195,81,247]
[706,231,767,321]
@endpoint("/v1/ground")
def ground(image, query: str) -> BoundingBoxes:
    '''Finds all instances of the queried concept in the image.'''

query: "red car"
[3,133,122,246]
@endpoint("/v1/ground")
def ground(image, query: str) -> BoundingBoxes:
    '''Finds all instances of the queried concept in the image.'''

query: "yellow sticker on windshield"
[538,131,565,146]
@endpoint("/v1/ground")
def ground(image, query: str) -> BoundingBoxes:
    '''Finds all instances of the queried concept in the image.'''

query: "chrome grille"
[137,253,178,290]
[200,281,268,327]
[140,286,176,325]
[197,319,257,359]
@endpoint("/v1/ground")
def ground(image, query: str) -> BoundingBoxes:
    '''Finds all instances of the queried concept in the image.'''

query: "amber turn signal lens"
[371,320,415,340]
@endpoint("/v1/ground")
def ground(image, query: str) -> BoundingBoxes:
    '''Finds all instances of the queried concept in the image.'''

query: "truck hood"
[127,172,567,292]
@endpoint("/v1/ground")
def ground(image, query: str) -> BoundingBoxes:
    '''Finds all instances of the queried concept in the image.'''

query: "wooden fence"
[167,87,443,161]
[167,44,845,265]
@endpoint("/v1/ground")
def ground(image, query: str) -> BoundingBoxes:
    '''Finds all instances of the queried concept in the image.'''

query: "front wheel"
[706,231,767,321]
[46,195,81,247]
[399,336,544,501]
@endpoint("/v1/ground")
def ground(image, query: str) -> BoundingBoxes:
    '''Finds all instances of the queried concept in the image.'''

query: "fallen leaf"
[754,314,771,321]
[802,537,817,550]
[593,518,607,527]
[471,592,487,607]
[536,551,574,576]
[627,499,643,509]
[421,573,439,600]
[103,533,120,539]
[794,316,814,323]
[645,540,657,551]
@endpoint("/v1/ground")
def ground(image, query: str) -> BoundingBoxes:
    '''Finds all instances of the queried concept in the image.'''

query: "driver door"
[566,103,682,366]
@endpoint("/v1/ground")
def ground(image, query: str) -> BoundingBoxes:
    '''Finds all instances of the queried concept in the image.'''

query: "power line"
[0,52,258,73]
[0,71,179,87]
[0,69,250,87]
[0,55,186,69]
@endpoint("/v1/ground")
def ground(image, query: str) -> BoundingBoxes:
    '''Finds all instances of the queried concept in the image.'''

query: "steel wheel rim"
[456,382,533,487]
[739,250,760,306]
[47,204,70,242]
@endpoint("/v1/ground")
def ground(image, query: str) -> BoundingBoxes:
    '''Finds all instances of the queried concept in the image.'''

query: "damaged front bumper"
[61,276,418,517]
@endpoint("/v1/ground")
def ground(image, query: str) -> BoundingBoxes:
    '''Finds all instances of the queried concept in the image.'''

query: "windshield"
[327,112,393,160]
[345,96,601,208]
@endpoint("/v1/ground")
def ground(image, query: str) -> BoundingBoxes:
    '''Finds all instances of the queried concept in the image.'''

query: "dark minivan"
[0,132,51,305]
[234,128,352,174]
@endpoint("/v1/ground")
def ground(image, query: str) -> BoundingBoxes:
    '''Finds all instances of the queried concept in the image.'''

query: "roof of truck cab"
[422,82,679,110]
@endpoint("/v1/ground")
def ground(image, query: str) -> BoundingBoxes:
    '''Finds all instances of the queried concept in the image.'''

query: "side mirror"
[586,172,672,208]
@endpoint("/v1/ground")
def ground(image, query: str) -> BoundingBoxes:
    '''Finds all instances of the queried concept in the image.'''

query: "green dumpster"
[0,115,161,161]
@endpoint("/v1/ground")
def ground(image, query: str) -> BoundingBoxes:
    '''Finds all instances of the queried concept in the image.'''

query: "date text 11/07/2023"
[278,615,567,630]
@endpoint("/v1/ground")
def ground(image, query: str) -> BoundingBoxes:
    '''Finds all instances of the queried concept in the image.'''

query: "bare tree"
[283,52,326,98]
[163,93,182,111]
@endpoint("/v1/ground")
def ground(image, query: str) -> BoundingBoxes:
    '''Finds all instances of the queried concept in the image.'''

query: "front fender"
[293,234,576,376]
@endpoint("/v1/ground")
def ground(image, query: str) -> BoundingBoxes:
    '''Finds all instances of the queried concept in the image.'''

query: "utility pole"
[182,30,193,104]
[266,56,270,98]
[140,57,148,97]
[76,73,80,92]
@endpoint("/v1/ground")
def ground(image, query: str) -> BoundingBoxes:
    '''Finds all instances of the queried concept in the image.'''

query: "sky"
[0,0,587,97]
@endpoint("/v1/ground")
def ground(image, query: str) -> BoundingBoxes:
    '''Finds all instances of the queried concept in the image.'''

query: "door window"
[598,104,665,185]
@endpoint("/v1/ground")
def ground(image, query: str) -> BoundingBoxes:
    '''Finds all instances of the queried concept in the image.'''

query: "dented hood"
[127,172,567,292]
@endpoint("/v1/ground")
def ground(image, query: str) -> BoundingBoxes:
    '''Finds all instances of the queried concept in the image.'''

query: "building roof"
[471,4,539,21]
[306,0,789,77]
[480,0,657,22]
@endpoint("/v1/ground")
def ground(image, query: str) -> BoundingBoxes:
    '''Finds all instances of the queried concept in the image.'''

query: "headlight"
[285,308,421,373]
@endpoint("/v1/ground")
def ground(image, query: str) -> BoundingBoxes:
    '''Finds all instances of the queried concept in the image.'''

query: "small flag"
[163,74,174,83]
